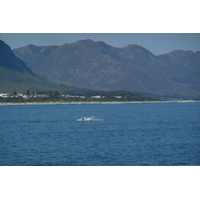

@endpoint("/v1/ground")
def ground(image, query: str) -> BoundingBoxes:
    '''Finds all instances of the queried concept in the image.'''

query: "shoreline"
[0,100,199,106]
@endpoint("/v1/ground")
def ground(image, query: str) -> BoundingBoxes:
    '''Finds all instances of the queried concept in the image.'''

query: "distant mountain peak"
[168,49,197,55]
[123,43,156,56]
[125,43,144,49]
[25,44,40,52]
[73,39,94,45]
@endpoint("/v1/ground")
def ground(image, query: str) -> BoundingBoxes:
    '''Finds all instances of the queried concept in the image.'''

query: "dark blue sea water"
[0,102,200,166]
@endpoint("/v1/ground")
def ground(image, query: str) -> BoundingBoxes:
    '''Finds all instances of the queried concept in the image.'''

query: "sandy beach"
[0,100,198,106]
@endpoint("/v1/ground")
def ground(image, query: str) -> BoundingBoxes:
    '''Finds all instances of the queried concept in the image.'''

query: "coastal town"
[0,92,50,99]
[0,92,119,100]
[0,90,160,103]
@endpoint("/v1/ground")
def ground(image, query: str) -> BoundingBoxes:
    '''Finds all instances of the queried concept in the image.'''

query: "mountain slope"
[13,40,200,97]
[0,40,66,93]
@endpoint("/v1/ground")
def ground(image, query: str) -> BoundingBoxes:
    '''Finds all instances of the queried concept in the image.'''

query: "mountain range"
[1,39,199,97]
[0,40,73,93]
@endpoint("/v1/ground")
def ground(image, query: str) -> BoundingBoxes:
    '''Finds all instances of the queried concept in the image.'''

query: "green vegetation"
[51,79,110,92]
[0,90,164,103]
[0,66,62,93]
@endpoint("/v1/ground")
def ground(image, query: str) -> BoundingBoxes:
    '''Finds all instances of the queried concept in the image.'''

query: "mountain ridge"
[12,39,200,97]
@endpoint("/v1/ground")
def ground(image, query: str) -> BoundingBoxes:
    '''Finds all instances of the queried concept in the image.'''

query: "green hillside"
[0,65,62,93]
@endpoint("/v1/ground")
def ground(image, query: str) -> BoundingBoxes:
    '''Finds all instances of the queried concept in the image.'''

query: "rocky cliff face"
[13,40,200,97]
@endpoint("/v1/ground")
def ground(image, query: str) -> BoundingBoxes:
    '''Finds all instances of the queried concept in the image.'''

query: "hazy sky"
[0,33,199,55]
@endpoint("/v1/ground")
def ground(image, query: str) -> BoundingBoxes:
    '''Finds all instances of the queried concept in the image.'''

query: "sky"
[0,33,200,55]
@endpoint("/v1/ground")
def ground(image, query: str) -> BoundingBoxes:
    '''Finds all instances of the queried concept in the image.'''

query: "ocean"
[0,102,200,166]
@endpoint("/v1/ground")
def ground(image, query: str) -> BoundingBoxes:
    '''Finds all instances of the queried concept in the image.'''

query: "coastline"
[0,100,198,106]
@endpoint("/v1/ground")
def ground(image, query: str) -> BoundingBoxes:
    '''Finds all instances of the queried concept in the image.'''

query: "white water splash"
[76,116,103,121]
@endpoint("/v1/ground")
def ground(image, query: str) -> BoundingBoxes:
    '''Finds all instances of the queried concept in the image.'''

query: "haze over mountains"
[1,39,199,97]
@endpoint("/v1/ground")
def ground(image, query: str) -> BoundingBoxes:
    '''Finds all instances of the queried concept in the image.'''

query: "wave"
[76,116,103,121]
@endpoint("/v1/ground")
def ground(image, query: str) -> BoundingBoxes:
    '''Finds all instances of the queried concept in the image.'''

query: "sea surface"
[0,102,200,166]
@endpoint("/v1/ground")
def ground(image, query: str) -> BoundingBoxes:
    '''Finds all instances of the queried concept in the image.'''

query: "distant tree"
[13,90,17,95]
[53,90,59,97]
[48,90,60,98]
[26,89,30,96]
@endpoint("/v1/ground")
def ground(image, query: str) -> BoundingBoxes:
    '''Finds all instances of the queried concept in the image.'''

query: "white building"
[0,93,10,98]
